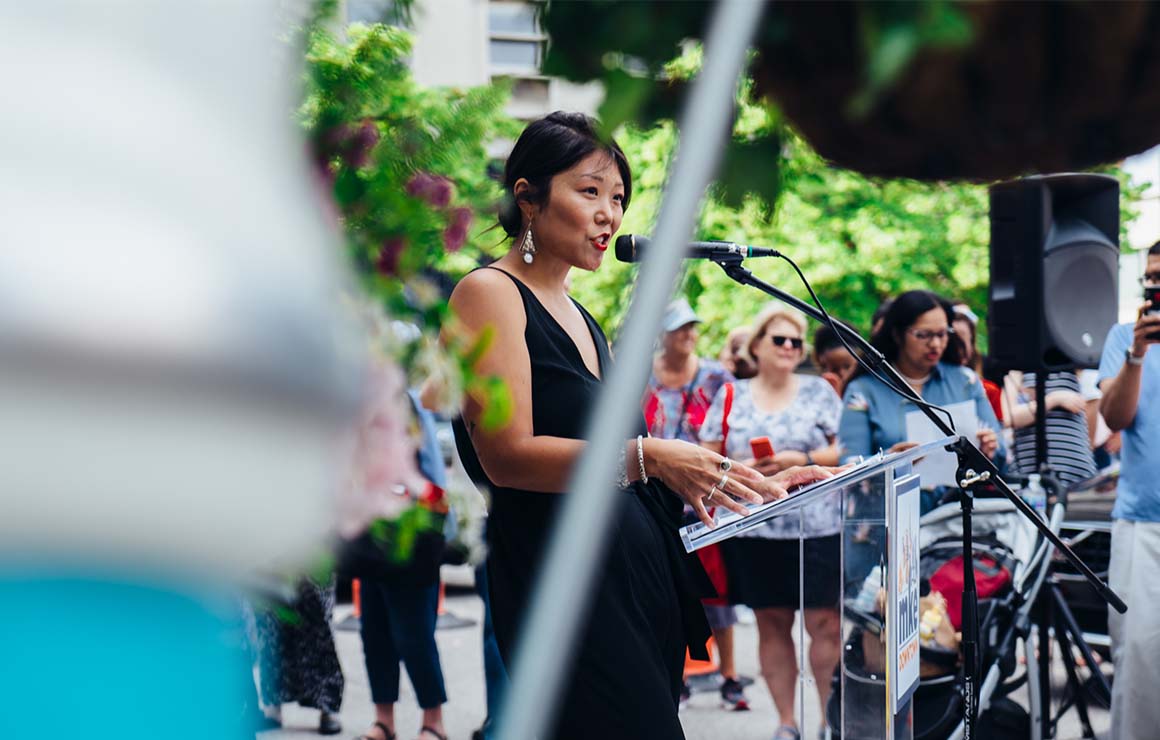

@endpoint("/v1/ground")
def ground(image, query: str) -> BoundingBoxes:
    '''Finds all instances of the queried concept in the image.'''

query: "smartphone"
[749,436,775,459]
[1147,285,1160,341]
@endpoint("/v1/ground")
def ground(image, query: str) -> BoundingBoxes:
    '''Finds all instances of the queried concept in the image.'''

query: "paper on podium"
[904,400,976,488]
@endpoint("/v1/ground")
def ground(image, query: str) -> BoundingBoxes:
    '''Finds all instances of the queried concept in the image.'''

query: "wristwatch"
[1126,349,1146,366]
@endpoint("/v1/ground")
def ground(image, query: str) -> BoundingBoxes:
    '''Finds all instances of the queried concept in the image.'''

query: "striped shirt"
[1012,372,1096,486]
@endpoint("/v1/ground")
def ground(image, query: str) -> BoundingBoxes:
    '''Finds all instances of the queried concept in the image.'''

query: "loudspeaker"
[988,174,1119,370]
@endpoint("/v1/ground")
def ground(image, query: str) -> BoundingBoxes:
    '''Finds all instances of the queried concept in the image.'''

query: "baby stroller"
[826,490,1106,739]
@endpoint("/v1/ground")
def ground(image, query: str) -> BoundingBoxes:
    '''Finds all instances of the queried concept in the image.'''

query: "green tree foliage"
[302,22,514,313]
[570,119,1141,359]
[301,16,520,425]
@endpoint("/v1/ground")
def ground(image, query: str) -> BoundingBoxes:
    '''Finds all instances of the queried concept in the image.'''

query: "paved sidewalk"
[259,590,1109,740]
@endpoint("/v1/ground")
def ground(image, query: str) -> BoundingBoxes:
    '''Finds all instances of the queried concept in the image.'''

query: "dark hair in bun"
[498,111,632,239]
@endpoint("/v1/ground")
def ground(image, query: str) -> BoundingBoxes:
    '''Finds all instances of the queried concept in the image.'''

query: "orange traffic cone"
[335,578,362,631]
[684,635,719,677]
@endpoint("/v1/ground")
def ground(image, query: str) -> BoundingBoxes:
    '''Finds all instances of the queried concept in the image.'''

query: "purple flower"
[319,124,351,157]
[406,172,435,199]
[377,236,407,275]
[443,224,468,252]
[347,120,380,168]
[450,206,473,230]
[428,177,453,208]
[405,171,455,208]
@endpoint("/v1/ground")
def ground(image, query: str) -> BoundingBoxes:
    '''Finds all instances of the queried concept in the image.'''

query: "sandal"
[772,725,801,740]
[356,721,396,740]
[419,726,448,740]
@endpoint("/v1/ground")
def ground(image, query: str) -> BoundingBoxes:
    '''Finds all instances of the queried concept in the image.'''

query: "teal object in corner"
[0,572,255,739]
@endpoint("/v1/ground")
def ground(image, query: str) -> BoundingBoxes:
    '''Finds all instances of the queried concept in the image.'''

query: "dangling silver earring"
[519,221,536,264]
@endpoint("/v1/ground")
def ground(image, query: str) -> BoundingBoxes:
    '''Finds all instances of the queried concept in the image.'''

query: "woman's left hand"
[645,439,767,527]
[976,426,998,458]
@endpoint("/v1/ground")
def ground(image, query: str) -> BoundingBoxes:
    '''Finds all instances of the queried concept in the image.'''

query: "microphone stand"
[709,254,1127,738]
[1031,377,1059,738]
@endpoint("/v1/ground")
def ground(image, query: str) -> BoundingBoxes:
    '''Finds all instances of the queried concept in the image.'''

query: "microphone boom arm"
[710,254,1127,615]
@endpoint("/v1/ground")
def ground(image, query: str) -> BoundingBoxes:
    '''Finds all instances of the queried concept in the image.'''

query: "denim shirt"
[1097,323,1160,522]
[839,362,1006,465]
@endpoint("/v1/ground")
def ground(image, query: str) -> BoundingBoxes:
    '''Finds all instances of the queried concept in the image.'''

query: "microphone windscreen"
[615,234,647,263]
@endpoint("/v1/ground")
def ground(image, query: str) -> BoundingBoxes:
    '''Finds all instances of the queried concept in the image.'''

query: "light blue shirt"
[839,362,1005,465]
[1097,323,1160,522]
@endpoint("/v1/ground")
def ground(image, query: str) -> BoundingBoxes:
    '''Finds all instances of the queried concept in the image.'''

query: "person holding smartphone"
[698,306,842,740]
[1097,241,1160,740]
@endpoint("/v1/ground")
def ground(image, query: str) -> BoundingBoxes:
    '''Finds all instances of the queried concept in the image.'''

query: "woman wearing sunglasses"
[839,290,1004,513]
[699,306,843,740]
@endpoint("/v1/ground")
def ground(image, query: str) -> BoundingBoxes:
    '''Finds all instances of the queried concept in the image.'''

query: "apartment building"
[347,0,602,126]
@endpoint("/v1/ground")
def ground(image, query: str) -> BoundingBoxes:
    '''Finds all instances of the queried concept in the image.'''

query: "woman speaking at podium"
[447,112,834,739]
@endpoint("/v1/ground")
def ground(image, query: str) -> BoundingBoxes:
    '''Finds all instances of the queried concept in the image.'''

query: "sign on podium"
[680,437,958,739]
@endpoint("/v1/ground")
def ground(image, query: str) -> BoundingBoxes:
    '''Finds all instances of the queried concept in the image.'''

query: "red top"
[983,378,1004,423]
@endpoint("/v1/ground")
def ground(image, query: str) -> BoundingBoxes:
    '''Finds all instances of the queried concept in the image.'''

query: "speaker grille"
[988,175,1119,371]
[1042,241,1118,368]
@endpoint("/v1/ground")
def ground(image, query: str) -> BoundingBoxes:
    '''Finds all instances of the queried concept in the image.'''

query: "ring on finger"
[719,458,733,473]
[716,474,730,490]
[705,488,718,503]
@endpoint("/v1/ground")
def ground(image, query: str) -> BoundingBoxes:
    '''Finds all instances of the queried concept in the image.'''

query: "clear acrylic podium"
[681,437,958,739]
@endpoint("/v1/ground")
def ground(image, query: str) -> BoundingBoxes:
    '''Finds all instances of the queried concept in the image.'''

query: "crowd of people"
[637,284,1109,738]
[248,112,1158,740]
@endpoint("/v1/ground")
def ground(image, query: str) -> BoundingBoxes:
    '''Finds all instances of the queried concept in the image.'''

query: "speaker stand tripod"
[1024,373,1113,739]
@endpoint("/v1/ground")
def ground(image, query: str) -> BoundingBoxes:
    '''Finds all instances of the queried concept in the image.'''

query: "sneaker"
[720,677,750,711]
[317,711,342,735]
[678,681,692,712]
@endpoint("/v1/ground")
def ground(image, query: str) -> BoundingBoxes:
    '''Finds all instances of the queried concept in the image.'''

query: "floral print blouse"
[699,375,843,539]
[643,358,734,444]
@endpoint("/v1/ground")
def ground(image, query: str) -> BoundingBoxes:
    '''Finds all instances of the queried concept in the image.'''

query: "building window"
[347,0,402,26]
[490,39,541,70]
[489,1,538,34]
[488,1,545,75]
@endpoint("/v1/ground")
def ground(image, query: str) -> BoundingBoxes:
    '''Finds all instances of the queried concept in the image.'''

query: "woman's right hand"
[643,438,765,528]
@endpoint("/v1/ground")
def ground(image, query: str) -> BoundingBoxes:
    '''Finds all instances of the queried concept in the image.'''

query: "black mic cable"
[773,252,958,434]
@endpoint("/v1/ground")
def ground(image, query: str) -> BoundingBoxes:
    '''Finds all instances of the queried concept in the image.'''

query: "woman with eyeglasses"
[839,290,1004,513]
[699,306,843,740]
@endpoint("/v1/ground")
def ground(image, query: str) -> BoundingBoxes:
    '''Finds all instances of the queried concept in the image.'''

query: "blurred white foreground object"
[0,1,362,574]
[0,3,365,738]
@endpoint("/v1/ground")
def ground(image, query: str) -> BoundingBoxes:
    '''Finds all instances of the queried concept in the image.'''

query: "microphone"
[614,234,781,263]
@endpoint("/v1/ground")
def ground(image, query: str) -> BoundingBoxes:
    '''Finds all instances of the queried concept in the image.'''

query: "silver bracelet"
[616,442,630,489]
[637,435,649,484]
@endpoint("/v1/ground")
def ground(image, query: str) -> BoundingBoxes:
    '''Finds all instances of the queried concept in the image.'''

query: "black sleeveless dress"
[453,267,711,740]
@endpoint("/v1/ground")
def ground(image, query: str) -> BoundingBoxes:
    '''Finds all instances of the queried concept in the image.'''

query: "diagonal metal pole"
[494,1,768,738]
